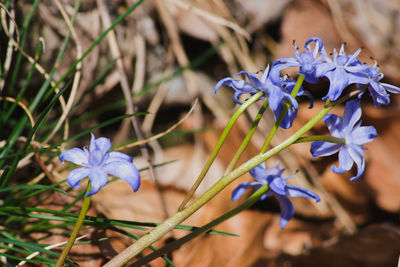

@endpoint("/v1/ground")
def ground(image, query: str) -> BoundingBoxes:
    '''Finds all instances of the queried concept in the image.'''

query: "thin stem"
[55,182,92,267]
[225,98,269,174]
[131,185,269,266]
[104,99,337,267]
[178,91,264,211]
[260,74,305,153]
[295,135,345,144]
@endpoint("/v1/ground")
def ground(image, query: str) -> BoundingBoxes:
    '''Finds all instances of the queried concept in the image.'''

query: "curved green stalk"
[178,91,264,211]
[131,185,269,266]
[225,98,269,174]
[104,98,338,267]
[55,183,92,267]
[295,135,345,144]
[260,74,305,153]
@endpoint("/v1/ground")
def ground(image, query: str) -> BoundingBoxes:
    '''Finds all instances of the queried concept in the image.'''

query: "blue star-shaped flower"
[232,162,320,228]
[214,65,298,112]
[310,100,377,181]
[317,44,366,101]
[60,133,141,196]
[356,63,400,107]
[270,37,326,84]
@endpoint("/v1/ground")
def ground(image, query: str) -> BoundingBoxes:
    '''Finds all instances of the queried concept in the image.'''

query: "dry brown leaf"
[173,209,274,267]
[362,107,400,212]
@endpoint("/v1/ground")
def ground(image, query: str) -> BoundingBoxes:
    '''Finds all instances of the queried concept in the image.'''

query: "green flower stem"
[225,98,269,174]
[295,135,345,144]
[105,99,337,267]
[260,74,305,153]
[55,182,92,267]
[131,185,269,266]
[178,91,264,211]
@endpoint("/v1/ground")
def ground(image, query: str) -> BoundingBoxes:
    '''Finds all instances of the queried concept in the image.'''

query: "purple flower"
[60,133,141,196]
[232,162,320,228]
[317,44,366,101]
[310,100,377,181]
[214,65,298,112]
[270,37,326,84]
[356,63,400,107]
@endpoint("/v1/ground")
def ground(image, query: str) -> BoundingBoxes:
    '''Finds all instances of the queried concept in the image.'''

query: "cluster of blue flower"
[217,37,400,228]
[59,37,399,229]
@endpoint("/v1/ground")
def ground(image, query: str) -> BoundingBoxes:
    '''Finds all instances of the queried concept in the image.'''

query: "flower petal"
[382,82,400,94]
[286,184,320,202]
[310,141,342,158]
[268,86,285,111]
[270,58,299,82]
[314,62,335,77]
[103,161,141,192]
[323,68,349,101]
[249,162,267,182]
[269,177,286,195]
[347,145,365,181]
[214,77,255,94]
[323,114,343,137]
[67,167,91,188]
[349,126,377,145]
[233,91,243,105]
[304,73,320,84]
[368,86,390,107]
[331,146,353,174]
[305,36,326,56]
[60,148,89,165]
[237,71,264,89]
[231,182,261,201]
[86,168,109,196]
[90,133,112,154]
[342,100,361,133]
[105,151,133,163]
[264,162,285,178]
[273,103,297,129]
[275,194,294,229]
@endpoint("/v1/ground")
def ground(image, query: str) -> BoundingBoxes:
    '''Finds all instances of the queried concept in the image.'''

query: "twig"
[0,3,18,92]
[44,0,83,145]
[167,0,251,41]
[131,33,146,94]
[17,234,89,266]
[142,77,168,134]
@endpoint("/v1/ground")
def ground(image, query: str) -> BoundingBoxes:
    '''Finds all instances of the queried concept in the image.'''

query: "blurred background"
[2,0,400,266]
